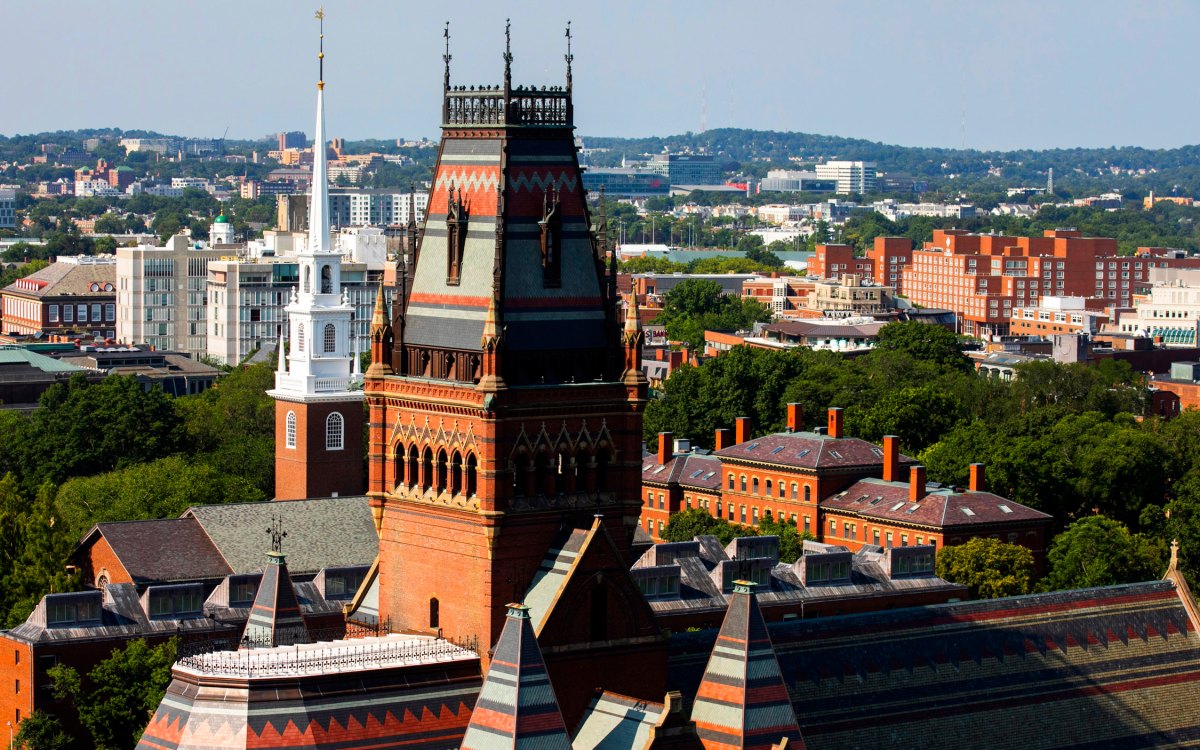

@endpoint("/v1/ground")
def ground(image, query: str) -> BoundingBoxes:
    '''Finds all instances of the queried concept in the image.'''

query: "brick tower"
[269,21,364,501]
[365,24,648,661]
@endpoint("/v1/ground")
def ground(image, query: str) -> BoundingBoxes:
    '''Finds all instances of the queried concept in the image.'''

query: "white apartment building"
[756,204,808,225]
[327,189,428,228]
[116,235,227,356]
[206,257,379,366]
[0,189,14,229]
[1116,280,1200,346]
[171,177,212,190]
[815,161,877,195]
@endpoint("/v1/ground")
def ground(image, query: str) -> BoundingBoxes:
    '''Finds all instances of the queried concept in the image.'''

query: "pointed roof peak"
[461,599,571,750]
[691,581,805,750]
[241,548,311,649]
[624,294,641,336]
[370,281,388,329]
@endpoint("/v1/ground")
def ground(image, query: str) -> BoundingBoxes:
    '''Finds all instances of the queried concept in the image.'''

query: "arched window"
[286,411,297,448]
[323,323,336,353]
[326,412,344,450]
[778,480,785,498]
[466,453,478,496]
[804,485,812,503]
[429,597,440,629]
[436,449,448,491]
[408,445,419,487]
[450,451,462,495]
[321,265,333,294]
[297,323,305,353]
[752,477,759,494]
[422,448,434,491]
[765,479,772,496]
[303,267,311,293]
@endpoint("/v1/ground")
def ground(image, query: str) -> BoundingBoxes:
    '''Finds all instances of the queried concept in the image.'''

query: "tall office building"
[815,160,877,194]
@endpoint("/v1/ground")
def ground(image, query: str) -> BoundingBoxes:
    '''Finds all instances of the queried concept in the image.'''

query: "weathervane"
[443,22,452,90]
[565,21,573,89]
[267,515,288,553]
[315,8,325,89]
[503,18,513,89]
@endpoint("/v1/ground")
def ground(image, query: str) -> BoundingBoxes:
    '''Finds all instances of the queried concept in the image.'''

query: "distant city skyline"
[3,0,1198,151]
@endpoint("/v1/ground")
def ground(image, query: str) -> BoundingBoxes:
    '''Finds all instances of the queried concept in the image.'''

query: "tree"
[1041,516,1164,592]
[5,483,80,626]
[855,384,966,452]
[654,279,772,350]
[874,321,971,373]
[757,512,814,563]
[13,711,72,750]
[935,538,1035,599]
[0,259,49,289]
[49,637,177,750]
[662,508,757,546]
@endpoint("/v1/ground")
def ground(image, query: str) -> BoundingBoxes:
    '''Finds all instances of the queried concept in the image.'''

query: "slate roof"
[715,432,912,472]
[669,580,1200,750]
[182,496,377,576]
[691,582,805,750]
[82,517,232,585]
[242,552,310,648]
[524,528,590,633]
[2,261,114,298]
[643,453,722,491]
[821,477,1052,528]
[573,692,665,750]
[461,604,572,750]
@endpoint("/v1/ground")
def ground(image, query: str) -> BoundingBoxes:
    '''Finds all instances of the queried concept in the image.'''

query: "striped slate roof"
[241,552,310,648]
[461,604,572,750]
[690,581,806,750]
[670,580,1200,750]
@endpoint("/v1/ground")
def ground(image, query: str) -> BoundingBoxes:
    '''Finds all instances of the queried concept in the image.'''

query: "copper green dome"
[215,213,229,223]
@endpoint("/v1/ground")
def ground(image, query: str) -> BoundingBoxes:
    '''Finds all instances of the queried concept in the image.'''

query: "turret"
[367,281,392,377]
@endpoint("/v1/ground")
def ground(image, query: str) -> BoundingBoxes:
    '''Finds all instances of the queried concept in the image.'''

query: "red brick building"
[809,244,873,281]
[0,258,116,339]
[866,236,913,293]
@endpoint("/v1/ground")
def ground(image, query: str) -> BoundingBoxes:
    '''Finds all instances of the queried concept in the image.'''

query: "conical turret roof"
[241,551,311,648]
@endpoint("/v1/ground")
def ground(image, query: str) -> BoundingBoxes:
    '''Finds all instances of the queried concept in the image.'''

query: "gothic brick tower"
[269,21,365,501]
[364,25,648,662]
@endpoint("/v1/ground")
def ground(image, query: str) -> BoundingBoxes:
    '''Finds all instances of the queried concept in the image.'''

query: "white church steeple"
[269,9,362,402]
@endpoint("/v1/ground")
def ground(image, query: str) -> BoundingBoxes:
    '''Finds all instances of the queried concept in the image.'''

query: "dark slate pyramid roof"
[241,552,310,648]
[461,603,572,750]
[690,581,805,750]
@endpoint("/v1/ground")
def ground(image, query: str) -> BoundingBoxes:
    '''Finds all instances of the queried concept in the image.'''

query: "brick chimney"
[735,416,750,445]
[883,435,899,482]
[969,463,985,492]
[827,407,844,439]
[657,432,673,465]
[714,428,733,451]
[786,403,803,432]
[909,465,927,503]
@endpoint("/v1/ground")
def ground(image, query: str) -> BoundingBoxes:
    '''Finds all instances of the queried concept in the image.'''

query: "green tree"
[655,279,771,350]
[757,512,814,563]
[662,508,757,546]
[0,259,49,288]
[50,637,177,750]
[935,537,1035,599]
[874,321,971,373]
[5,483,80,626]
[1041,516,1164,592]
[13,711,72,750]
[855,384,966,452]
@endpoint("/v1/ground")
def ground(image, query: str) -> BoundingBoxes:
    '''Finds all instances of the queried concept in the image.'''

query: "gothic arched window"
[445,186,468,285]
[539,187,562,287]
[326,412,344,451]
[286,411,297,449]
[297,324,305,353]
[323,323,336,353]
[321,265,333,294]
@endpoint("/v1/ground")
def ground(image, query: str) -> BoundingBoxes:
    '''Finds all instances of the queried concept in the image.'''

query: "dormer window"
[539,187,562,287]
[446,185,468,285]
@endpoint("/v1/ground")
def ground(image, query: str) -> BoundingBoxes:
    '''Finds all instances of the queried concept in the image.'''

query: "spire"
[371,280,388,329]
[443,21,451,92]
[690,581,805,750]
[241,519,311,649]
[477,291,506,393]
[460,603,572,750]
[308,9,331,256]
[368,280,393,377]
[275,326,288,377]
[564,21,573,93]
[503,18,513,94]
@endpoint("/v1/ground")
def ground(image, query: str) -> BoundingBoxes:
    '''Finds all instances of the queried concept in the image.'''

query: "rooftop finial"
[443,21,451,91]
[267,515,288,553]
[565,21,573,91]
[315,7,325,90]
[503,18,513,89]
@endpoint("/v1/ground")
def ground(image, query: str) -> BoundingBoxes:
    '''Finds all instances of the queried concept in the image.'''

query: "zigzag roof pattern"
[670,580,1200,750]
[690,581,805,750]
[461,604,572,750]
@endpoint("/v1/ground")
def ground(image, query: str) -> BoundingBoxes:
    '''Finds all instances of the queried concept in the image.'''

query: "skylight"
[854,494,869,503]
[690,469,704,479]
[797,449,811,458]
[905,504,920,513]
[746,443,760,451]
[703,471,715,479]
[829,450,842,459]
[770,446,785,455]
[890,502,906,511]
[869,496,884,505]
[653,465,666,474]
[961,507,976,517]
[998,504,1013,514]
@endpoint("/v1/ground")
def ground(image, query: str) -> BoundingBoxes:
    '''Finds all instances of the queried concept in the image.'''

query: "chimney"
[714,428,733,451]
[909,465,927,503]
[969,463,985,492]
[827,407,843,439]
[735,416,750,445]
[657,432,673,465]
[786,403,803,432]
[883,435,899,482]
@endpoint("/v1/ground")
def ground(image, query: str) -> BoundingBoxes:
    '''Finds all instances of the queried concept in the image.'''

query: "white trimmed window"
[326,412,344,450]
[324,323,336,353]
[297,323,305,352]
[286,411,297,449]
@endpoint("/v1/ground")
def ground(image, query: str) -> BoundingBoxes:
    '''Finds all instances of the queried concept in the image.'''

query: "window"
[646,491,653,507]
[429,597,440,629]
[752,478,759,494]
[886,531,893,548]
[91,303,102,321]
[739,505,746,523]
[765,479,772,495]
[778,480,785,498]
[791,483,798,500]
[297,323,305,352]
[658,493,664,510]
[901,534,909,546]
[105,303,115,321]
[77,304,87,321]
[804,485,812,502]
[286,411,297,449]
[728,473,734,490]
[804,516,811,534]
[321,264,333,294]
[49,305,59,322]
[830,519,837,536]
[873,529,880,545]
[324,323,336,353]
[326,412,344,450]
[740,475,747,491]
[64,305,73,322]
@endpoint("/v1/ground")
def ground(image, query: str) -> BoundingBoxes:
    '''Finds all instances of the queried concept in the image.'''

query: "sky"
[3,0,1198,151]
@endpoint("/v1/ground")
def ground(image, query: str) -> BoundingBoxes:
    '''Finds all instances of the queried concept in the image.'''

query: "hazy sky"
[4,0,1197,151]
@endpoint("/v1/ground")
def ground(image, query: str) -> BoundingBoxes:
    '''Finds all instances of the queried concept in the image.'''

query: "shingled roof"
[241,551,310,648]
[461,603,572,750]
[821,477,1053,529]
[715,431,912,472]
[643,453,722,492]
[79,517,232,585]
[690,581,805,750]
[670,580,1200,750]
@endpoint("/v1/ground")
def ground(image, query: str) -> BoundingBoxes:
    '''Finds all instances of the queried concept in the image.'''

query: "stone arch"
[407,444,419,488]
[465,453,478,496]
[436,448,448,492]
[421,446,434,491]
